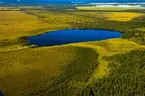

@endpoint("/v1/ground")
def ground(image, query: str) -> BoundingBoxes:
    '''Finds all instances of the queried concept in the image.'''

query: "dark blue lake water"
[27,29,122,46]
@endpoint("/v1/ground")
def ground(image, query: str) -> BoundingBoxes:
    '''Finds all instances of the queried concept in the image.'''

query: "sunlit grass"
[0,11,53,40]
[0,45,99,96]
[0,38,145,96]
[71,38,145,79]
[135,27,145,32]
[106,12,143,22]
[76,6,144,22]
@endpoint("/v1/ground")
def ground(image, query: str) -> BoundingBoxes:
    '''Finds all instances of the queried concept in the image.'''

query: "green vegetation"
[0,6,145,96]
[78,50,145,96]
[0,45,99,96]
[0,37,29,52]
[0,10,60,40]
[22,7,145,44]
[0,6,145,44]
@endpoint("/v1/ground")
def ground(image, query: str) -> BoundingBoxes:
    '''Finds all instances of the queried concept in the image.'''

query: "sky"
[1,0,145,4]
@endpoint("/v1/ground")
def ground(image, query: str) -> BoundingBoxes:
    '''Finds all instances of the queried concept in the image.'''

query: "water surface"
[27,29,122,46]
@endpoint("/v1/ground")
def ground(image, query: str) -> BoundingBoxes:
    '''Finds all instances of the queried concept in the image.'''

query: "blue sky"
[1,0,145,3]
[30,0,144,2]
[25,0,145,2]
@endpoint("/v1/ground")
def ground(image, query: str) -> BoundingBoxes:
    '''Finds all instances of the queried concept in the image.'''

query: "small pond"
[27,29,122,46]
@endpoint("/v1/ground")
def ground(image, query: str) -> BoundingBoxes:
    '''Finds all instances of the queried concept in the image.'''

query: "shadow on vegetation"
[0,90,4,96]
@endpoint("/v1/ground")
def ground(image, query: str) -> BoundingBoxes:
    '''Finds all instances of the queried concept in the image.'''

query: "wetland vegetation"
[0,5,145,96]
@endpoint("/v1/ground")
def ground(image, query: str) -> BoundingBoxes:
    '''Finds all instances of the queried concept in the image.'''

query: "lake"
[27,29,122,46]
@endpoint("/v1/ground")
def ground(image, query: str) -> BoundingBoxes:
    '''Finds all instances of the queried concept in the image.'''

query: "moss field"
[0,6,145,96]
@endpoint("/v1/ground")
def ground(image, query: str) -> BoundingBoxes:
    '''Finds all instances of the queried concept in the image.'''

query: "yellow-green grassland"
[0,6,145,96]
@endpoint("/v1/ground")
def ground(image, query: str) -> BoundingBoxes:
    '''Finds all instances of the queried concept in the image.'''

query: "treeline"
[76,50,145,96]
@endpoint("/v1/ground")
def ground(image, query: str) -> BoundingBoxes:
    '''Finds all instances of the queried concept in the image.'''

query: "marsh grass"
[0,11,51,40]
